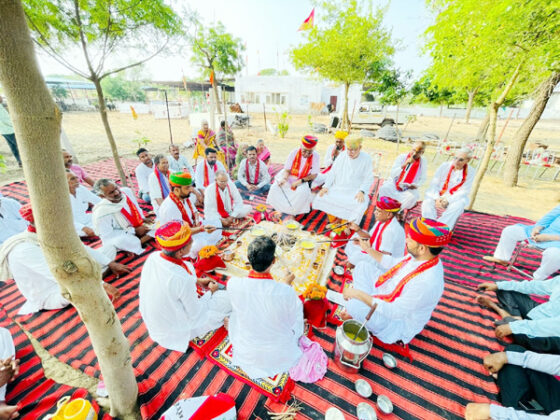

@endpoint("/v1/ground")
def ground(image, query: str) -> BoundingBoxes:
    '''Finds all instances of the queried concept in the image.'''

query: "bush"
[276,111,290,138]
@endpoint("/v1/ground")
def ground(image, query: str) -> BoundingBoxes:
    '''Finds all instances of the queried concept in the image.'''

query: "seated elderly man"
[484,204,560,281]
[267,135,320,217]
[148,154,171,214]
[313,134,373,225]
[158,172,221,259]
[0,207,125,315]
[342,218,451,345]
[378,141,427,210]
[139,221,231,352]
[0,327,19,420]
[92,179,154,260]
[205,171,251,227]
[477,275,560,354]
[194,147,228,194]
[345,197,405,269]
[235,146,271,197]
[421,147,475,229]
[312,130,347,189]
[67,169,100,238]
[167,144,193,174]
[0,195,27,245]
[62,149,94,187]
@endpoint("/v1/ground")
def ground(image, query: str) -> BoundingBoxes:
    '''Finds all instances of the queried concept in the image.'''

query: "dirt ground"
[1,111,559,220]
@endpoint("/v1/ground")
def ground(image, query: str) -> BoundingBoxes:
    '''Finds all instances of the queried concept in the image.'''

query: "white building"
[235,75,361,114]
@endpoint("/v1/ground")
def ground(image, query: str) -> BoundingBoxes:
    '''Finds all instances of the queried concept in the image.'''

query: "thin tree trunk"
[342,82,350,130]
[475,111,490,141]
[465,87,478,124]
[212,78,223,115]
[92,77,128,186]
[0,1,138,417]
[439,104,443,117]
[502,70,560,187]
[469,61,524,210]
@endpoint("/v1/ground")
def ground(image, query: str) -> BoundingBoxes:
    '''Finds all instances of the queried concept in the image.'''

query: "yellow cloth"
[193,129,226,166]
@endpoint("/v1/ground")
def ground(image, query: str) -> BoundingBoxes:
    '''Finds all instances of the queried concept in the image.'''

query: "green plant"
[132,131,151,149]
[307,114,313,129]
[276,111,290,138]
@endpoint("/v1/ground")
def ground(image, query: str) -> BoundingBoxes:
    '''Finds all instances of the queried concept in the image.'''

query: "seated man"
[378,141,427,210]
[167,144,193,174]
[345,197,405,269]
[342,218,451,345]
[483,204,560,281]
[147,154,171,215]
[134,148,154,203]
[465,347,560,420]
[477,276,560,354]
[267,135,320,217]
[0,327,19,420]
[312,130,347,189]
[313,134,373,225]
[139,221,231,352]
[194,147,228,194]
[0,196,27,245]
[421,147,475,229]
[0,207,125,315]
[62,149,94,187]
[227,236,303,379]
[67,169,100,238]
[235,146,271,197]
[92,179,153,260]
[158,172,221,258]
[205,171,251,227]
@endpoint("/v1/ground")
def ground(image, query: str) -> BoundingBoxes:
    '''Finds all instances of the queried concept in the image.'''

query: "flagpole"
[164,90,173,145]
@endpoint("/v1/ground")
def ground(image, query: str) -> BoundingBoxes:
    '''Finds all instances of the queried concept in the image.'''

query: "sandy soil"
[0,111,559,219]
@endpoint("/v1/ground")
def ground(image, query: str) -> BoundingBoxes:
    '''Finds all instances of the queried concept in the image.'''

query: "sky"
[36,0,434,82]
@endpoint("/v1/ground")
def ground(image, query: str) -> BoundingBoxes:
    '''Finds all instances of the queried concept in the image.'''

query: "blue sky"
[37,0,434,81]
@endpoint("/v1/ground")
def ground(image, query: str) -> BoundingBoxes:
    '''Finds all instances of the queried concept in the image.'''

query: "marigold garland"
[255,204,268,212]
[303,283,327,300]
[199,245,219,259]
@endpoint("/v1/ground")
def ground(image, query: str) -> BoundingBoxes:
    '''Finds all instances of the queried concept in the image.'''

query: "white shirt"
[148,171,170,213]
[159,194,199,226]
[194,160,227,189]
[135,162,153,194]
[323,144,344,168]
[0,197,28,245]
[388,153,427,188]
[324,151,373,194]
[237,158,270,188]
[69,185,100,234]
[368,217,406,257]
[282,148,320,182]
[425,162,475,204]
[204,180,245,220]
[167,154,193,174]
[93,187,144,240]
[227,275,303,379]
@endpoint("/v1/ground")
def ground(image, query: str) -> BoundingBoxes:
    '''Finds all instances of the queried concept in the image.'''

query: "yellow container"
[47,397,97,420]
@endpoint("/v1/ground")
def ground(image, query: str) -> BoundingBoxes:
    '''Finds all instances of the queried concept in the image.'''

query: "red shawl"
[215,183,234,218]
[289,149,313,179]
[169,192,198,227]
[396,153,421,191]
[245,159,261,185]
[120,195,143,227]
[439,165,467,196]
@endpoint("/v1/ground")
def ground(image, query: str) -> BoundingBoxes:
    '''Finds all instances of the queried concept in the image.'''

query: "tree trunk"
[469,61,523,210]
[0,1,138,417]
[92,77,128,186]
[439,103,443,117]
[465,87,478,124]
[212,78,223,116]
[475,111,490,141]
[341,82,350,131]
[502,70,560,187]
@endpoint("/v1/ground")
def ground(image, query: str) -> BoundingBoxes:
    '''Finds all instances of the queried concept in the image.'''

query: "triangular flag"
[209,71,215,86]
[130,105,138,120]
[298,8,314,31]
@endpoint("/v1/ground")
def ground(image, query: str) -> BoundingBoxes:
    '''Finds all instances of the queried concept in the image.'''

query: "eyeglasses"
[455,158,466,162]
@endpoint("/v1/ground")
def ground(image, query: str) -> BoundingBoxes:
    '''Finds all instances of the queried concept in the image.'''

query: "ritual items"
[334,319,373,372]
[302,283,328,329]
[356,402,377,420]
[193,245,226,276]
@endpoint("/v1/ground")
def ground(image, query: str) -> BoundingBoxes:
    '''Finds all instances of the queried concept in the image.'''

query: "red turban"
[377,196,401,213]
[301,135,318,149]
[406,217,452,247]
[155,221,192,251]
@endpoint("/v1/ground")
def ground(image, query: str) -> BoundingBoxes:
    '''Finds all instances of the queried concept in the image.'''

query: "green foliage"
[368,68,411,105]
[276,111,290,138]
[259,68,289,76]
[102,76,146,102]
[307,114,313,129]
[131,132,151,150]
[49,85,68,99]
[411,76,455,106]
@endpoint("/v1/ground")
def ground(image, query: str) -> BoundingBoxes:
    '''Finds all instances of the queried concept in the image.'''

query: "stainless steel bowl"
[325,407,345,420]
[382,353,397,369]
[333,265,345,275]
[356,402,377,420]
[377,395,393,414]
[355,379,372,398]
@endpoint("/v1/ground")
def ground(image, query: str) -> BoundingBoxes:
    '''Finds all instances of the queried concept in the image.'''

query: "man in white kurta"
[204,171,251,227]
[139,221,231,352]
[343,217,451,344]
[0,196,27,245]
[147,154,171,215]
[67,170,100,237]
[92,179,153,260]
[158,172,221,259]
[168,144,193,174]
[227,236,303,379]
[0,327,18,418]
[378,141,427,210]
[422,147,475,229]
[312,130,347,188]
[134,148,154,203]
[194,148,228,194]
[266,135,320,216]
[235,146,271,197]
[345,197,405,268]
[313,135,373,224]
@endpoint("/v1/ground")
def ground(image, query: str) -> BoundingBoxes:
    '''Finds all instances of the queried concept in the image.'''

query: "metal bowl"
[355,379,373,398]
[285,220,300,230]
[356,402,377,420]
[221,250,234,262]
[333,265,345,276]
[250,226,267,237]
[377,395,393,414]
[325,407,345,420]
[298,239,316,250]
[382,353,397,369]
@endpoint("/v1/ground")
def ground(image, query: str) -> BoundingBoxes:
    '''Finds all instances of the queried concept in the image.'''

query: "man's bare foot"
[482,256,509,266]
[0,402,19,420]
[476,295,495,309]
[339,310,352,321]
[223,317,229,331]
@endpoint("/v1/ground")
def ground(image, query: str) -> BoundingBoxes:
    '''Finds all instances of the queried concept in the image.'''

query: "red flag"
[209,71,215,86]
[298,8,314,31]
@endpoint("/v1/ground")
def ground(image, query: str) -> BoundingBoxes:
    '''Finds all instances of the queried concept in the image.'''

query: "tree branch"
[72,0,97,78]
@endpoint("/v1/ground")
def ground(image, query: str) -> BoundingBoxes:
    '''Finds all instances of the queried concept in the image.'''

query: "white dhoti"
[345,240,374,267]
[267,178,313,216]
[311,172,328,189]
[189,217,223,259]
[0,327,15,401]
[230,204,252,219]
[421,197,467,229]
[190,290,232,339]
[312,187,369,223]
[99,233,144,261]
[494,224,560,281]
[378,181,419,210]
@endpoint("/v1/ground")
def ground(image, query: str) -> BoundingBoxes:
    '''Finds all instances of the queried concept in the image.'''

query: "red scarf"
[248,270,274,280]
[169,192,198,227]
[215,183,234,218]
[321,146,345,174]
[245,159,260,185]
[159,253,193,275]
[439,165,467,196]
[289,149,313,179]
[367,219,391,252]
[396,153,421,191]
[203,160,218,187]
[120,195,143,227]
[373,256,439,302]
[27,225,36,233]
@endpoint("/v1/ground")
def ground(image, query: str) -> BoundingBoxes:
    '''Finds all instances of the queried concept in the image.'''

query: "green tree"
[23,0,182,185]
[102,76,146,102]
[291,0,394,130]
[49,84,68,100]
[410,75,455,116]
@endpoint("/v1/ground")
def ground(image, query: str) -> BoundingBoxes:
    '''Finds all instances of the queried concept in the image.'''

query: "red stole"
[203,160,218,187]
[367,219,391,252]
[289,149,313,179]
[248,270,274,280]
[215,183,234,218]
[120,195,143,227]
[159,253,193,275]
[396,154,420,191]
[245,159,260,185]
[169,192,198,227]
[373,256,439,303]
[321,146,344,174]
[440,165,467,196]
